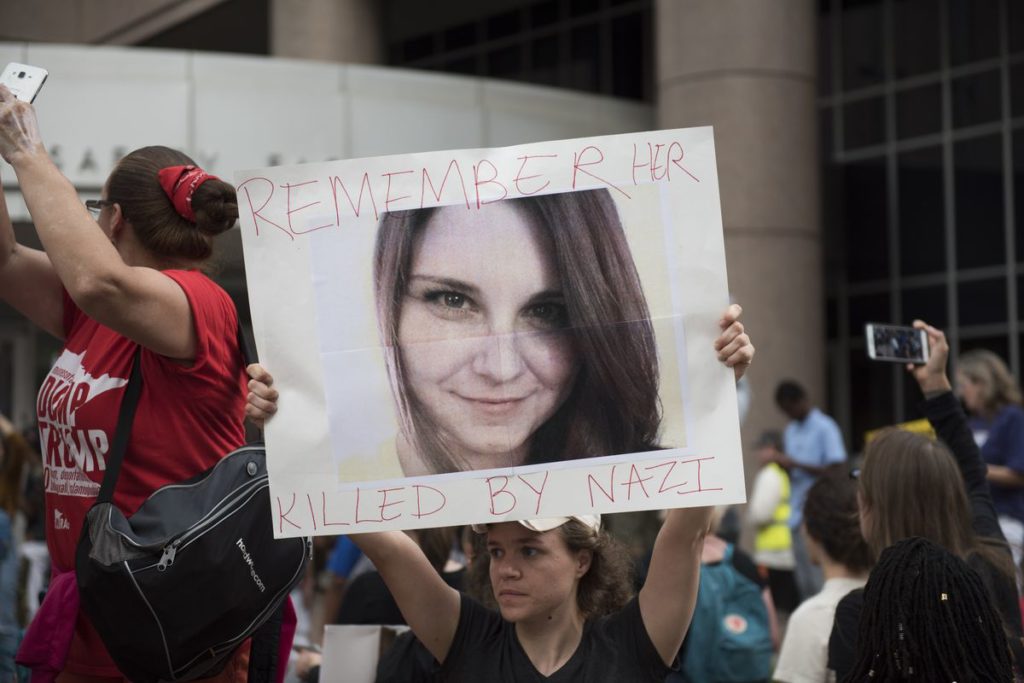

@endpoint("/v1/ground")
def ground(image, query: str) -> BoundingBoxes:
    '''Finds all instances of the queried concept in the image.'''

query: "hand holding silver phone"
[865,323,930,364]
[0,63,48,103]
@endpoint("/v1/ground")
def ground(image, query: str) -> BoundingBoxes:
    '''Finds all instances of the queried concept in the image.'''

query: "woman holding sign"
[247,304,753,680]
[371,188,662,476]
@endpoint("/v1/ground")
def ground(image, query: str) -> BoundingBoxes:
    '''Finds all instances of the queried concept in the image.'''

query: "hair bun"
[191,178,239,236]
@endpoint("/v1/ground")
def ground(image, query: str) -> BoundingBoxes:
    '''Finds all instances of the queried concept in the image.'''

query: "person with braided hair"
[828,320,1024,679]
[0,87,275,681]
[845,536,1013,681]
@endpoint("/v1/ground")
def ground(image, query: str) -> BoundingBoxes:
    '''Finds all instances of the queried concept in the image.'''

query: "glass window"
[570,0,601,17]
[443,22,478,51]
[954,135,1005,270]
[849,347,895,449]
[958,278,1008,326]
[568,24,601,92]
[948,0,1000,67]
[849,292,890,334]
[1015,133,1024,264]
[827,296,839,340]
[841,0,885,90]
[1012,0,1024,55]
[819,1,834,95]
[529,36,560,86]
[1012,63,1024,118]
[843,159,890,281]
[844,97,886,149]
[960,334,1010,362]
[487,46,522,79]
[901,285,948,328]
[892,0,941,78]
[898,146,945,276]
[896,83,942,139]
[401,35,435,62]
[444,56,479,75]
[952,70,1002,128]
[611,11,646,100]
[821,108,835,162]
[530,1,560,28]
[487,10,522,40]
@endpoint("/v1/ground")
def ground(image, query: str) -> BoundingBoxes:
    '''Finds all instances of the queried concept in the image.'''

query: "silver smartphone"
[865,323,930,364]
[0,62,48,103]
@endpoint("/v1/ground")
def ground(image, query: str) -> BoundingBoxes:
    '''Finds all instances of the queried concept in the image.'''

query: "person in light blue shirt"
[772,380,847,600]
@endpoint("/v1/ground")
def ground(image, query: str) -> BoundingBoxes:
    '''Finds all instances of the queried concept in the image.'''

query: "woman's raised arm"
[639,304,754,664]
[0,87,197,359]
[348,531,461,662]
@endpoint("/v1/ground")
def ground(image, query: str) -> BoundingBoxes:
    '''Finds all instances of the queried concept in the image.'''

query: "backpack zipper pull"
[307,537,313,561]
[157,540,180,571]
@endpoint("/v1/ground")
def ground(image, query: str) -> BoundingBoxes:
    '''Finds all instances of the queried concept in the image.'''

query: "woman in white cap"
[248,305,753,680]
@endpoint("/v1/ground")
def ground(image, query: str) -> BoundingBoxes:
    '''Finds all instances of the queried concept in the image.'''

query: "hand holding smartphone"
[865,323,930,364]
[0,63,48,103]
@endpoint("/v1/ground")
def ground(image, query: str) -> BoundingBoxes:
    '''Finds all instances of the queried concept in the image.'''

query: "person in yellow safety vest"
[748,431,800,615]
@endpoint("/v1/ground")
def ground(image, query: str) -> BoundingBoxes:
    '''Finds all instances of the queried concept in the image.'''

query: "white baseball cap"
[470,514,601,534]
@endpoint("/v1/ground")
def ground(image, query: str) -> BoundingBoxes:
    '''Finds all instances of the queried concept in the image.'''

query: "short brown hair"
[106,146,237,262]
[471,519,634,620]
[803,467,873,574]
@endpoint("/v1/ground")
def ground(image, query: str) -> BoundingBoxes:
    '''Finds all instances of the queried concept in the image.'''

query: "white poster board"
[236,127,744,537]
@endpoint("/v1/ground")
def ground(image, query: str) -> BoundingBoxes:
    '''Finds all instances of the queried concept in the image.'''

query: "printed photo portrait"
[311,183,690,485]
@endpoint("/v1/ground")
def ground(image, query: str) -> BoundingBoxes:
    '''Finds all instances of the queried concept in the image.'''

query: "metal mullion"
[882,0,906,420]
[940,0,959,360]
[830,0,853,443]
[1000,0,1020,376]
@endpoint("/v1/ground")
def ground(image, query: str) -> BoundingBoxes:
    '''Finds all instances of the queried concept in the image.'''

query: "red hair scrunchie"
[157,164,219,223]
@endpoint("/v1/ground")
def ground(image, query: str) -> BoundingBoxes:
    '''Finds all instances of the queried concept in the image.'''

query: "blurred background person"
[746,429,799,619]
[828,321,1023,679]
[672,507,776,683]
[773,468,872,683]
[957,349,1024,571]
[0,412,30,682]
[772,381,847,599]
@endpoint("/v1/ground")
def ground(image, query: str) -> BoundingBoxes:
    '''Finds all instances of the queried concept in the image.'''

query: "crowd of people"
[2,70,1024,683]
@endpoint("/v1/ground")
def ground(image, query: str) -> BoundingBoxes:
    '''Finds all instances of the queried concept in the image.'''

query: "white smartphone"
[865,323,930,364]
[0,62,48,103]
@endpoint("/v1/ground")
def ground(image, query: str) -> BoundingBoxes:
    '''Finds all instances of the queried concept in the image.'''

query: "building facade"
[4,0,1005,472]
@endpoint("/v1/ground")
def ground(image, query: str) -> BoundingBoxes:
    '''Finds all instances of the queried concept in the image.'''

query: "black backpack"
[76,330,310,683]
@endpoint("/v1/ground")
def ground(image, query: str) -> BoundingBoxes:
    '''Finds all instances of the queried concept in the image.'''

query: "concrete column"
[271,0,383,64]
[655,1,823,479]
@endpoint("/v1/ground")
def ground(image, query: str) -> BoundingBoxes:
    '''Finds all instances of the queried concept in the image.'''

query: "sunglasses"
[85,199,116,217]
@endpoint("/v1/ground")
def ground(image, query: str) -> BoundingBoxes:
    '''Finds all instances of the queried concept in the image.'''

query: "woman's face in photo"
[397,202,580,467]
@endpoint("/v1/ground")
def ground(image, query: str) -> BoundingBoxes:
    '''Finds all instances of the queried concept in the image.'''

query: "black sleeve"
[599,596,676,681]
[827,588,863,682]
[730,547,767,589]
[921,391,1004,542]
[438,594,504,676]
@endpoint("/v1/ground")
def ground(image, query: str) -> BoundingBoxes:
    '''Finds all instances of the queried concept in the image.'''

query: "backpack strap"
[97,315,255,504]
[723,542,735,563]
[96,348,143,505]
[247,603,284,683]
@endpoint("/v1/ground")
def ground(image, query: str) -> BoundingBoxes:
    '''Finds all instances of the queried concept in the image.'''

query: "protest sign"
[236,127,744,537]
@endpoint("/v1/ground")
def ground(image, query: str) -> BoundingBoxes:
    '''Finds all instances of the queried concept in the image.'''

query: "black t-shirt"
[439,594,673,682]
